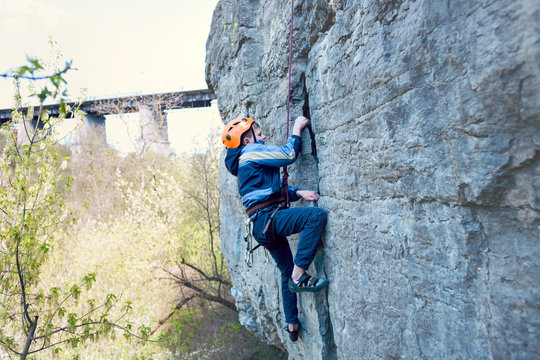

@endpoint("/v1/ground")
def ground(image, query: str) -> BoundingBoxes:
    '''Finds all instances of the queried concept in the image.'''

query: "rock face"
[205,1,540,359]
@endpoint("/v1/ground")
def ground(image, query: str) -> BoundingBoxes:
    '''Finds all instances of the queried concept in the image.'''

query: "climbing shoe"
[284,323,300,341]
[288,273,328,293]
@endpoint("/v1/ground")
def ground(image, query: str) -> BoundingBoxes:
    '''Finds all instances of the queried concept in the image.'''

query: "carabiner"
[244,219,254,267]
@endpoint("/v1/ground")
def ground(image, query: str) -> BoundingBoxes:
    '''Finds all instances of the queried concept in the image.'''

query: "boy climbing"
[222,116,328,341]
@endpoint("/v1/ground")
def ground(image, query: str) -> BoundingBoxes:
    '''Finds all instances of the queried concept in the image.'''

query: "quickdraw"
[244,218,269,267]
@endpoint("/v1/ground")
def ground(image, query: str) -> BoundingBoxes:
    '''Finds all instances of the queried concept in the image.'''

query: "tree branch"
[15,234,32,328]
[0,62,73,81]
[0,338,22,356]
[163,269,235,311]
[28,320,160,355]
[21,316,38,359]
[177,259,232,288]
[149,295,195,336]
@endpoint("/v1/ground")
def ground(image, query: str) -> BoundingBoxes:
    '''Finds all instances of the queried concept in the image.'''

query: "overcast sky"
[0,0,221,154]
[1,0,219,104]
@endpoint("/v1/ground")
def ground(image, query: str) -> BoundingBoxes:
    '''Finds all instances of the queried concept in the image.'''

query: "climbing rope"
[244,1,298,268]
[286,0,294,140]
[282,0,294,206]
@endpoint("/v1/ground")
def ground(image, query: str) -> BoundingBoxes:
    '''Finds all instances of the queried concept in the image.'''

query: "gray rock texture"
[205,0,540,359]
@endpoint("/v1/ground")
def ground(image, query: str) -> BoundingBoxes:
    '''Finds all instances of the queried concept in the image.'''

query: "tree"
[0,55,149,360]
[161,136,234,327]
[105,134,234,335]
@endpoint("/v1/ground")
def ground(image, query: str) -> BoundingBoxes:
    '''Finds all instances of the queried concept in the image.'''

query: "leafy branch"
[0,50,150,360]
[1,59,73,81]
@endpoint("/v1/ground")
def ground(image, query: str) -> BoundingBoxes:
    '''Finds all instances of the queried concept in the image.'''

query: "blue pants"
[252,206,327,324]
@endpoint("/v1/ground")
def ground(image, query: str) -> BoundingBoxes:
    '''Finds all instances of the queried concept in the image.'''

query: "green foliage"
[0,52,146,359]
[0,54,79,357]
[0,44,273,360]
[39,132,237,358]
[160,304,287,360]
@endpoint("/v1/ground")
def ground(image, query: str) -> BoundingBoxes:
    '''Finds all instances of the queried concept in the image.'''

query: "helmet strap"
[250,126,257,143]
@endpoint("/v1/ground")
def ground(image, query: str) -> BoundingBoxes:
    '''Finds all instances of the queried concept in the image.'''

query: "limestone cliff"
[205,1,539,359]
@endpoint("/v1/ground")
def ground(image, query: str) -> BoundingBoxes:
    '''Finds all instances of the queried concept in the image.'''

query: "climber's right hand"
[297,190,319,201]
[292,116,310,136]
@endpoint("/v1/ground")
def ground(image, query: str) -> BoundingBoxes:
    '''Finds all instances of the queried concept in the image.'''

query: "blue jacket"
[224,135,301,210]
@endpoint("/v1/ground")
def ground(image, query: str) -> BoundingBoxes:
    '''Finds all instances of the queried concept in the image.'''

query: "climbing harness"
[246,194,287,217]
[244,195,286,267]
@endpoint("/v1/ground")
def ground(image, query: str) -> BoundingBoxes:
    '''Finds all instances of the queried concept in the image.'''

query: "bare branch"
[177,259,232,288]
[162,268,235,311]
[15,234,32,328]
[149,295,195,336]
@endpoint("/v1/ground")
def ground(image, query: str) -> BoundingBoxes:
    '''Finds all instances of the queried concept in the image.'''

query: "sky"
[0,0,221,154]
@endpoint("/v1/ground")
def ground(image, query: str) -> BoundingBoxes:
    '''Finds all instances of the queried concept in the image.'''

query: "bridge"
[0,89,217,155]
[0,89,216,122]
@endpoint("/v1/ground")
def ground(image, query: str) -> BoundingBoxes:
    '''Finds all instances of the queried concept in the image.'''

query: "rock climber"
[222,116,328,341]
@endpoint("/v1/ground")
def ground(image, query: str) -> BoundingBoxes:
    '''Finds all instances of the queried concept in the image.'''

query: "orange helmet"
[222,117,255,148]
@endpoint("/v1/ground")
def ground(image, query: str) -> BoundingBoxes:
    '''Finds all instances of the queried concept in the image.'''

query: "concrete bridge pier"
[69,114,106,155]
[137,105,170,156]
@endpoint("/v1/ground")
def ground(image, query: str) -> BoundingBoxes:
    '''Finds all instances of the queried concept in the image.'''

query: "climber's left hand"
[297,190,320,201]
